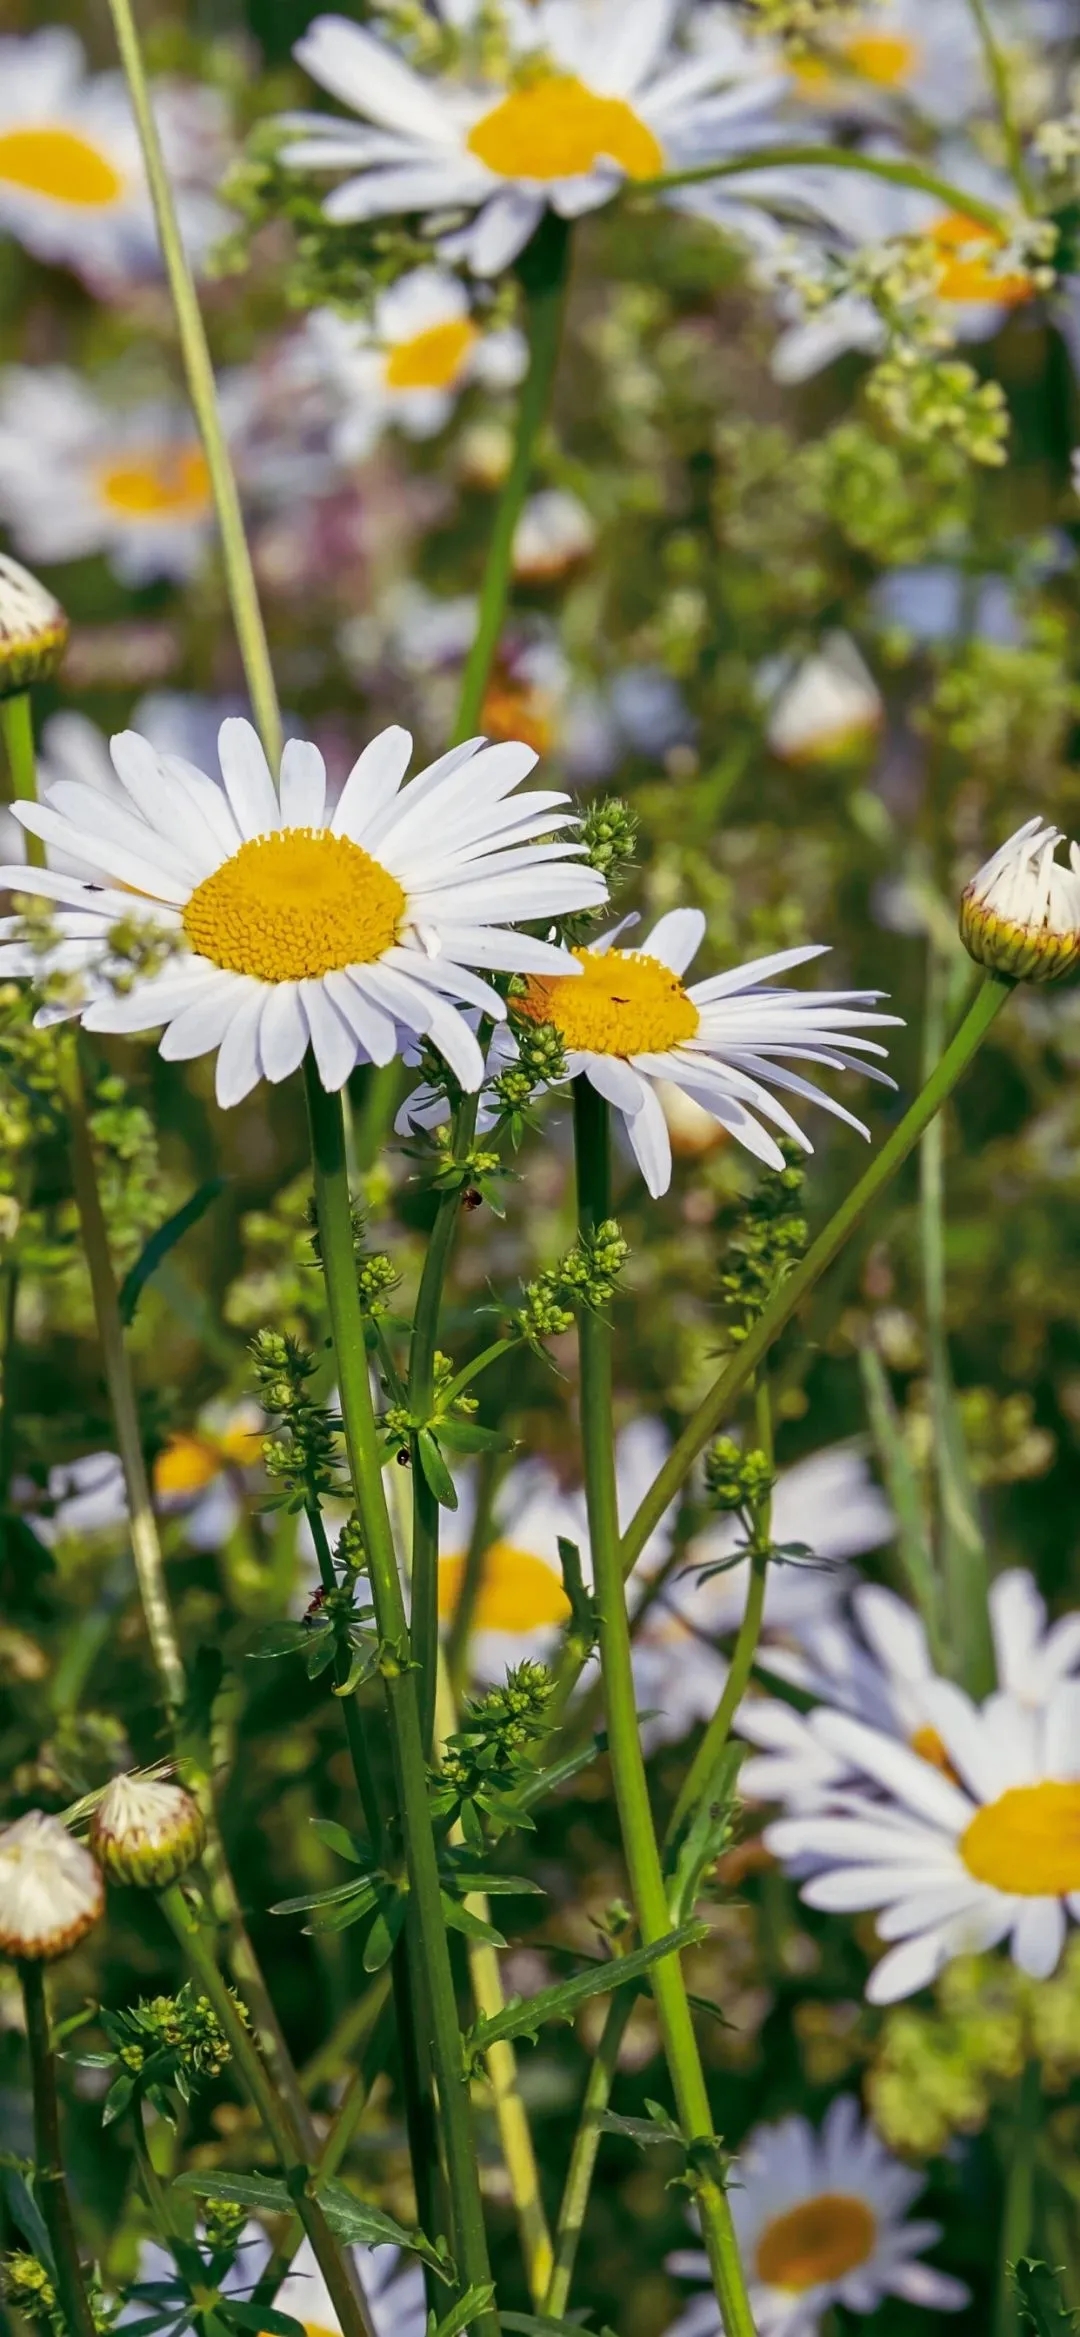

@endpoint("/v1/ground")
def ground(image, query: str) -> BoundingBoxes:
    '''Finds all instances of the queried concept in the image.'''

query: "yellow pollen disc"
[910,1723,958,1779]
[930,212,1033,307]
[259,2326,336,2337]
[755,2193,877,2292]
[153,1435,221,1501]
[0,125,124,207]
[385,315,479,392]
[182,828,405,983]
[481,677,555,759]
[97,445,212,521]
[961,1779,1080,1896]
[518,946,700,1058]
[467,74,663,184]
[438,1543,571,1633]
[840,29,920,85]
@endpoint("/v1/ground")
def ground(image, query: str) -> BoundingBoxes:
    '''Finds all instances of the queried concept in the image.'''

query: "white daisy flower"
[665,2095,968,2337]
[767,1680,1080,2000]
[280,2,785,278]
[959,814,1080,983]
[0,369,214,585]
[26,1450,129,1547]
[784,0,987,129]
[153,1399,265,1552]
[0,28,228,288]
[441,1418,673,1684]
[497,909,900,1198]
[763,632,883,766]
[737,1567,1080,1810]
[631,1445,894,1748]
[297,267,527,461]
[0,716,607,1108]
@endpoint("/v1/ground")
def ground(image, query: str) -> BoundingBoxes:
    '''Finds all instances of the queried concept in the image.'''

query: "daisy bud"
[0,555,69,700]
[0,1811,103,1962]
[89,1774,206,1890]
[960,817,1080,984]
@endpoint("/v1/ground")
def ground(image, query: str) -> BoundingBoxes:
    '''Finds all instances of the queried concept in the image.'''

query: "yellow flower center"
[467,74,663,184]
[481,676,555,759]
[755,2193,877,2292]
[385,316,479,392]
[961,1779,1080,1896]
[0,125,124,208]
[929,212,1033,307]
[518,946,700,1058]
[154,1435,220,1501]
[182,829,405,983]
[438,1542,572,1633]
[96,446,212,522]
[793,30,919,93]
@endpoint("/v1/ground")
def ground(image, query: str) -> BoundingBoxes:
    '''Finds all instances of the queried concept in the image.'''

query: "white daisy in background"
[153,1399,266,1551]
[0,28,228,288]
[767,1679,1080,2000]
[665,2096,968,2337]
[765,153,1035,385]
[20,1451,128,1549]
[0,716,606,1107]
[762,633,883,766]
[120,2229,426,2337]
[297,268,527,461]
[441,1418,673,1685]
[494,908,900,1197]
[512,489,597,584]
[630,1445,894,1748]
[280,2,785,278]
[736,1567,1080,1810]
[0,369,214,585]
[782,0,987,129]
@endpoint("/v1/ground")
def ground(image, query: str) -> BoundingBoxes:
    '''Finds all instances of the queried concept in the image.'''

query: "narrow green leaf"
[436,1423,514,1455]
[441,1892,507,1948]
[1013,2260,1080,2334]
[417,1429,458,1509]
[0,2165,54,2272]
[226,2305,306,2336]
[271,1879,375,1916]
[246,1622,311,1660]
[118,1177,226,1325]
[428,2283,496,2337]
[466,1922,707,2055]
[665,1743,743,1926]
[308,1818,368,1866]
[175,2170,292,2214]
[318,2182,450,2276]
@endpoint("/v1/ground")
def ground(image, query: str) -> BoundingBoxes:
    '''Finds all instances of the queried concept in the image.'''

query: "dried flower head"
[89,1774,206,1890]
[0,554,68,699]
[960,818,1080,984]
[0,1810,103,1962]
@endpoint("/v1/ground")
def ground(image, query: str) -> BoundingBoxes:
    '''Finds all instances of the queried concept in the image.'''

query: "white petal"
[217,718,281,840]
[1012,1896,1066,1979]
[866,1928,952,2004]
[294,16,462,146]
[13,803,190,906]
[278,738,327,828]
[582,1054,647,1113]
[158,974,253,1061]
[259,982,309,1083]
[619,1074,673,1198]
[641,907,705,976]
[331,725,414,840]
[108,732,222,878]
[325,968,399,1065]
[215,984,268,1107]
[301,979,358,1091]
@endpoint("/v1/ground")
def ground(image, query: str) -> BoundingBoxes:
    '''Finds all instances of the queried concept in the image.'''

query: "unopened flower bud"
[90,1774,206,1889]
[0,555,68,700]
[960,817,1080,983]
[0,1810,103,1962]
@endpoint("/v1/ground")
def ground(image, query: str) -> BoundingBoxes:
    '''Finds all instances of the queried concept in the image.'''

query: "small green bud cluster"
[703,1438,775,1513]
[103,914,183,997]
[580,797,639,891]
[866,351,1009,468]
[251,1328,343,1506]
[95,1980,239,2124]
[719,1155,807,1339]
[739,0,878,39]
[517,1220,629,1341]
[355,1248,399,1315]
[516,1267,575,1342]
[433,1350,478,1418]
[202,2198,250,2252]
[335,1511,368,1577]
[435,1662,554,1836]
[1,2252,114,2335]
[1035,113,1080,186]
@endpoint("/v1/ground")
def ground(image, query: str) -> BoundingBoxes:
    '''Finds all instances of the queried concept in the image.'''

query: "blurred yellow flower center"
[0,125,124,207]
[929,213,1033,307]
[154,1424,263,1501]
[518,947,700,1057]
[910,1723,956,1777]
[467,75,663,183]
[183,830,405,982]
[439,1543,572,1632]
[793,32,918,93]
[386,317,479,391]
[482,676,555,758]
[755,2193,877,2290]
[97,446,212,521]
[961,1780,1080,1895]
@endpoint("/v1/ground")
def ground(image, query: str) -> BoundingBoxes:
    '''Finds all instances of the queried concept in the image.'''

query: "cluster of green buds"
[2,2251,112,2335]
[492,1012,568,1135]
[703,1438,775,1515]
[739,0,880,40]
[212,123,433,310]
[334,1510,368,1579]
[719,1151,807,1338]
[580,797,639,893]
[250,1327,344,1509]
[433,1661,554,1842]
[88,1980,235,2126]
[516,1219,629,1344]
[102,913,183,999]
[866,351,1009,468]
[0,554,68,700]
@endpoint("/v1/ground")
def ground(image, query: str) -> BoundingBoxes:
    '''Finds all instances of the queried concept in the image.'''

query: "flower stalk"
[20,1959,98,2337]
[573,1077,756,2337]
[1,696,44,868]
[642,145,1008,231]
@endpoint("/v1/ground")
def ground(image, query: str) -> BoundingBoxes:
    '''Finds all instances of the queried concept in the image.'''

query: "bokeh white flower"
[297,268,527,461]
[0,1809,104,1962]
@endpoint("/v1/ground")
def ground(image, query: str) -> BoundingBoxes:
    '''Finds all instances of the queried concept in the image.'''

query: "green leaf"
[1013,2261,1080,2334]
[428,2284,496,2337]
[465,1922,708,2057]
[175,2170,293,2214]
[247,1622,312,1660]
[417,1429,458,1509]
[318,2183,451,2277]
[0,2163,54,2272]
[271,1879,376,1916]
[500,2316,609,2337]
[225,2306,306,2336]
[665,1743,744,1926]
[596,2111,679,2148]
[515,1740,601,1809]
[118,1177,226,1325]
[441,1893,507,1948]
[361,1894,407,1972]
[436,1422,514,1455]
[309,1818,369,1866]
[103,2071,136,2125]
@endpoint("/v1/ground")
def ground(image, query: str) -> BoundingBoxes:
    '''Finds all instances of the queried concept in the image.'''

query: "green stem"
[617,974,1012,1582]
[996,2059,1043,2337]
[543,1980,633,2317]
[453,213,572,743]
[408,1170,472,1754]
[19,1962,97,2337]
[445,1444,500,1697]
[441,1336,521,1413]
[966,0,1035,209]
[1,695,43,867]
[666,1384,773,1844]
[102,0,281,767]
[160,1885,375,2337]
[349,1062,405,1175]
[642,145,1008,231]
[304,1060,499,2337]
[572,1080,755,2337]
